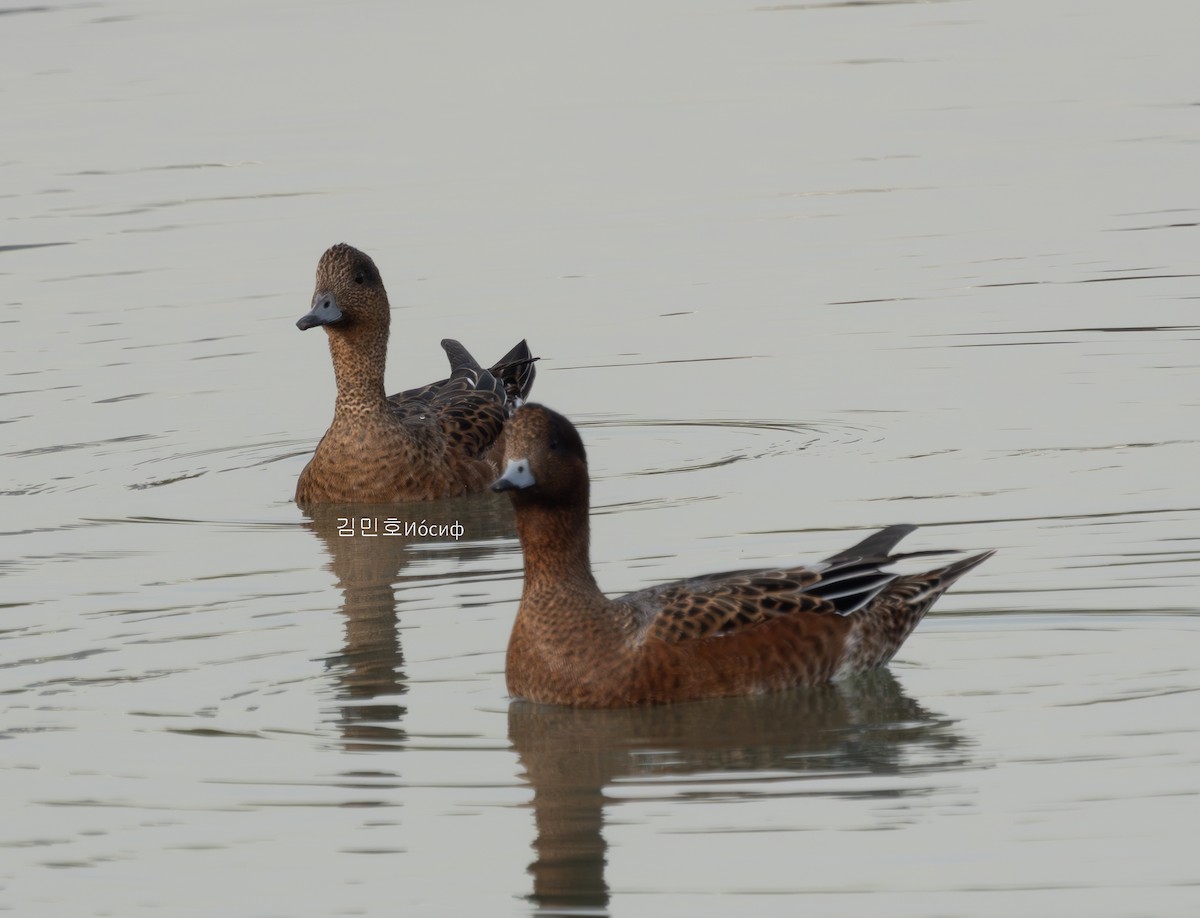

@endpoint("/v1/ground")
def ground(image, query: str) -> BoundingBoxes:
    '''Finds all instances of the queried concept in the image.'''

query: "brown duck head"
[492,404,590,509]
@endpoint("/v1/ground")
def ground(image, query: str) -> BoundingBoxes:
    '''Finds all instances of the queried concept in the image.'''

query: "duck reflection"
[302,497,518,749]
[508,670,968,915]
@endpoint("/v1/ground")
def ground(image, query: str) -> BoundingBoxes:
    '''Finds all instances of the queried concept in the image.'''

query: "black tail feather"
[489,338,538,403]
[821,524,917,566]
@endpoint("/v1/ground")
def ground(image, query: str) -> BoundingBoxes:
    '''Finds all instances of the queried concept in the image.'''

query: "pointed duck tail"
[488,339,538,405]
[828,528,993,677]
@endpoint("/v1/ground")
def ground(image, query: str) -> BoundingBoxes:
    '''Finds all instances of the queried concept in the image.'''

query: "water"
[4,0,1198,915]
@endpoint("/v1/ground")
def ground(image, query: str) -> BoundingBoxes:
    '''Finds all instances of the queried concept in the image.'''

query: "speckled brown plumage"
[294,243,536,505]
[492,404,993,707]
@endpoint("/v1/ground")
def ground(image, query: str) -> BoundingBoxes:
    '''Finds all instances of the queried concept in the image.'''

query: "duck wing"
[388,338,536,414]
[635,525,956,644]
[636,568,835,643]
[386,339,517,460]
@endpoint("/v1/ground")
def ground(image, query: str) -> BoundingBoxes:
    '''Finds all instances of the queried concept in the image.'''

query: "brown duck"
[294,243,536,505]
[492,404,993,707]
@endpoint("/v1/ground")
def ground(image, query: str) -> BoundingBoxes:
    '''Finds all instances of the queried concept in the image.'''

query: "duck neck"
[515,498,601,601]
[327,322,389,414]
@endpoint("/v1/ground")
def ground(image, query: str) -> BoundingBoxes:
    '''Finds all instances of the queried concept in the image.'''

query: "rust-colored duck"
[492,403,992,707]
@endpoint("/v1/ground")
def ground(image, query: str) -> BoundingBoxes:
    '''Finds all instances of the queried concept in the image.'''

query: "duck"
[491,403,993,707]
[294,243,536,505]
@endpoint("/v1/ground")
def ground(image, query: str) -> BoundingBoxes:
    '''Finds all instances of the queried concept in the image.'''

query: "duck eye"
[549,438,560,451]
[354,271,366,285]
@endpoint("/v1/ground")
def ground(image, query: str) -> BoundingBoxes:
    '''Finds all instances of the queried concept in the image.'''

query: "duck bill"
[296,292,344,330]
[491,458,536,492]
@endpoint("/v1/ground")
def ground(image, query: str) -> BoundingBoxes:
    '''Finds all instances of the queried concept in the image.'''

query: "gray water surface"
[4,1,1198,915]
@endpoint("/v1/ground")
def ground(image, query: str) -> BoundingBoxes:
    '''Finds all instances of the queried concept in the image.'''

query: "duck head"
[492,404,589,506]
[297,243,388,334]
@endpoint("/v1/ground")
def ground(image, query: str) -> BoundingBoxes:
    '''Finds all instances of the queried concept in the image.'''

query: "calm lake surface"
[4,1,1198,915]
